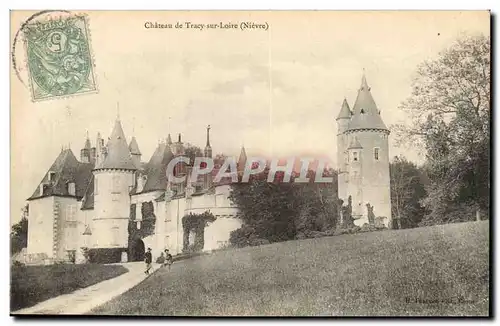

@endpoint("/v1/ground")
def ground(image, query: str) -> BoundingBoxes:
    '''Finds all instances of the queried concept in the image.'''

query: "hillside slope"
[92,221,489,316]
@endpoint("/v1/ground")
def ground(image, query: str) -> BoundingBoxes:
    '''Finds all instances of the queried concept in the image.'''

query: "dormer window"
[68,182,76,196]
[48,171,56,182]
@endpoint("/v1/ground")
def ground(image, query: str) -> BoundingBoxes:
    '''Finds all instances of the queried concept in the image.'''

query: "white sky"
[10,10,489,223]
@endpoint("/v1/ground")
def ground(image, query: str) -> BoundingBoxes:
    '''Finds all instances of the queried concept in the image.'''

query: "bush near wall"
[88,248,125,264]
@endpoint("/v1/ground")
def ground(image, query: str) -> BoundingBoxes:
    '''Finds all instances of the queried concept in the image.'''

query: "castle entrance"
[129,238,145,262]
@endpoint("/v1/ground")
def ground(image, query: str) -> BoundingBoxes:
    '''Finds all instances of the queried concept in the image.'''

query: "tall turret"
[129,136,142,169]
[337,72,392,228]
[92,118,137,261]
[170,134,187,195]
[203,125,213,190]
[336,98,351,201]
[95,132,105,167]
[237,145,247,176]
[80,132,92,163]
[204,125,212,159]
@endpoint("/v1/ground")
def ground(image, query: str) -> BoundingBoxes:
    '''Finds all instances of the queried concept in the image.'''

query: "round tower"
[346,136,364,221]
[92,118,137,261]
[344,73,392,228]
[336,98,352,203]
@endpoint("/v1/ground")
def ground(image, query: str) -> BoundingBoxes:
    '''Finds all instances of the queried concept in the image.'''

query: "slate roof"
[336,98,352,120]
[81,175,94,210]
[28,149,93,201]
[95,119,137,171]
[136,142,175,194]
[347,74,389,132]
[129,136,141,155]
[237,146,247,173]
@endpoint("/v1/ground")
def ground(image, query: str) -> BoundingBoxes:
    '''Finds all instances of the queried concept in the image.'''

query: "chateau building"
[336,73,392,227]
[26,119,244,264]
[24,71,391,264]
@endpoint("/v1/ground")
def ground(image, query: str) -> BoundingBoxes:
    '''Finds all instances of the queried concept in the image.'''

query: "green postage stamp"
[22,15,97,101]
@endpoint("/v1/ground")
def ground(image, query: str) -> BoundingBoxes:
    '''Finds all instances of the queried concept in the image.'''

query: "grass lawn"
[92,221,489,316]
[11,263,128,311]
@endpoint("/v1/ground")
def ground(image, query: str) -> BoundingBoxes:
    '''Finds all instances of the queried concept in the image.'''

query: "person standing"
[164,249,173,271]
[144,247,153,275]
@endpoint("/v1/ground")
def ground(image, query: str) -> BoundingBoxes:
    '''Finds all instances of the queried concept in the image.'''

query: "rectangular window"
[65,227,76,249]
[112,175,121,194]
[353,152,358,161]
[48,171,56,182]
[66,205,76,221]
[68,182,76,196]
[374,148,380,161]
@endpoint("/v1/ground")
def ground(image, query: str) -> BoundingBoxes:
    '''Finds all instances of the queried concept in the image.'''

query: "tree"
[228,167,339,246]
[394,34,490,225]
[11,204,29,255]
[184,143,203,166]
[390,156,427,229]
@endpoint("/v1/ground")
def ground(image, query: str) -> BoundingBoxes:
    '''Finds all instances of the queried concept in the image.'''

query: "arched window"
[374,148,380,161]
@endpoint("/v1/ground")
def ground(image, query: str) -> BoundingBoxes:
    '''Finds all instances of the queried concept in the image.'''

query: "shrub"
[248,238,270,246]
[88,248,125,264]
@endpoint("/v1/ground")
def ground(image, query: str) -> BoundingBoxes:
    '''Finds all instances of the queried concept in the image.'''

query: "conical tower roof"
[95,119,137,170]
[237,145,247,172]
[347,73,389,132]
[84,133,91,150]
[139,142,175,193]
[336,98,352,120]
[129,136,141,155]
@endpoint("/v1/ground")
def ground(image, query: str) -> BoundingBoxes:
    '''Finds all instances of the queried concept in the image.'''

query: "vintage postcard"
[10,10,491,317]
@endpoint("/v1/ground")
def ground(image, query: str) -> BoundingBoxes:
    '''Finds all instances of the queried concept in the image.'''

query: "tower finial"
[116,102,120,120]
[206,124,211,147]
[360,70,370,91]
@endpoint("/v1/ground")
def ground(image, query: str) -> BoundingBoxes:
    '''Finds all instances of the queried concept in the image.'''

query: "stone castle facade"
[24,71,392,264]
[26,120,245,264]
